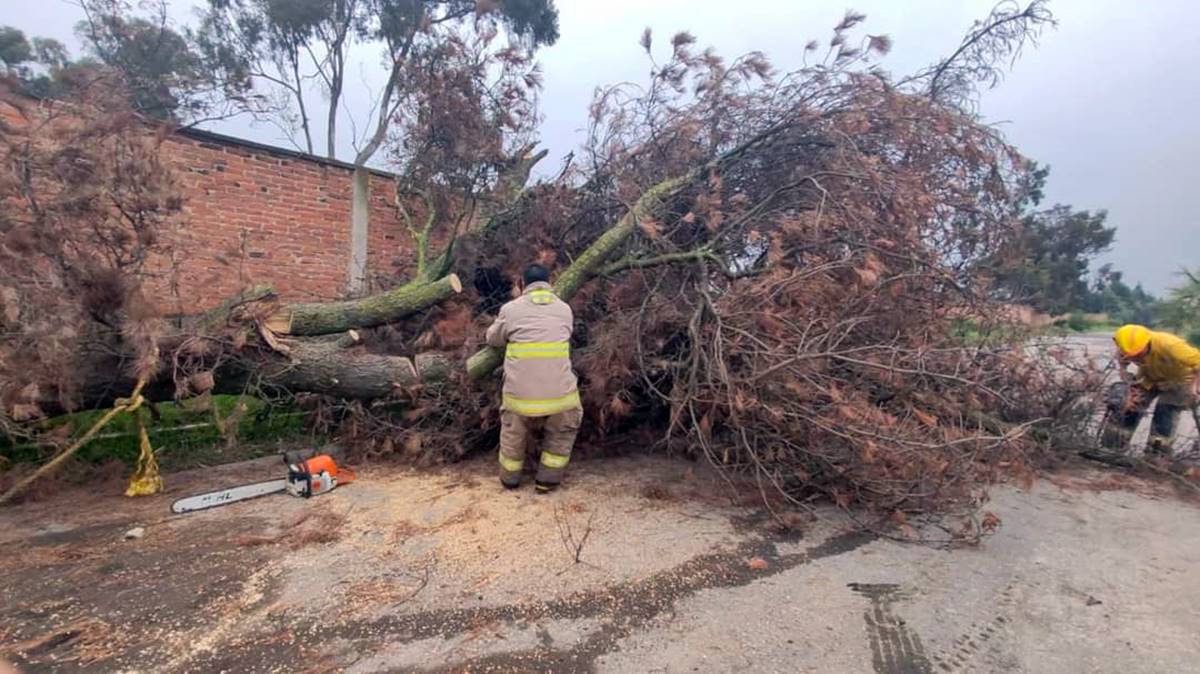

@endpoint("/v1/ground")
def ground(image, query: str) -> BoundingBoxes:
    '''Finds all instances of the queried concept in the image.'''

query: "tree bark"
[414,352,455,382]
[46,334,422,415]
[266,274,462,336]
[255,339,418,398]
[27,157,706,417]
[34,167,696,416]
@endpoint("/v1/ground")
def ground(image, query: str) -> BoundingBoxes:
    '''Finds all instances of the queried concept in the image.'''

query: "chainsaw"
[170,449,353,514]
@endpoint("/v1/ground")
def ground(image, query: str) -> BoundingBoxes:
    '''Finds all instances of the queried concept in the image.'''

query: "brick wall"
[1,93,423,313]
[157,129,415,312]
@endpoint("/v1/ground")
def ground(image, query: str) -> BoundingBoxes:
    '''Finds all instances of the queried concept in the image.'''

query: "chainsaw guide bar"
[170,478,288,514]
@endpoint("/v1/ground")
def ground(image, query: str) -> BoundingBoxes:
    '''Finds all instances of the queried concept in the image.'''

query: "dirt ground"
[2,449,1199,674]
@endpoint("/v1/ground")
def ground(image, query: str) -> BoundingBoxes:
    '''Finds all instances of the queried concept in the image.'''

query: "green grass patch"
[1058,312,1120,334]
[949,318,1037,346]
[1,395,312,472]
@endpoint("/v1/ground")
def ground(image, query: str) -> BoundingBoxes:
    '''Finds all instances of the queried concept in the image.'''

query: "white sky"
[8,0,1200,293]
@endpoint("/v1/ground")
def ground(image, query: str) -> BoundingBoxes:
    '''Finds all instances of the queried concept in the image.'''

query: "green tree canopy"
[1158,269,1200,344]
[992,203,1115,315]
[77,14,205,119]
[0,26,34,71]
[76,0,256,121]
[4,1,254,123]
[194,0,558,162]
[1089,263,1158,325]
[0,25,72,98]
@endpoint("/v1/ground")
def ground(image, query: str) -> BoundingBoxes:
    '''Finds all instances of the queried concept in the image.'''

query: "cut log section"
[415,352,455,382]
[260,339,419,398]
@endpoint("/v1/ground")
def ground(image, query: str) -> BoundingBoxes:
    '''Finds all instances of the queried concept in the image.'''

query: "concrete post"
[348,167,370,295]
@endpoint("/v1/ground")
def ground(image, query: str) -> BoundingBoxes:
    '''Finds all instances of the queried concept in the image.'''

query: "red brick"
[136,135,423,309]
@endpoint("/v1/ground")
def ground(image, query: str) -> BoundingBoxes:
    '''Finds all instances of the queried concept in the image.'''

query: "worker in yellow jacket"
[485,264,582,492]
[1102,324,1200,455]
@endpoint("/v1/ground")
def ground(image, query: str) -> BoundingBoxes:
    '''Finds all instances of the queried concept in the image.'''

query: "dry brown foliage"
[354,4,1069,517]
[3,4,1096,521]
[0,71,174,427]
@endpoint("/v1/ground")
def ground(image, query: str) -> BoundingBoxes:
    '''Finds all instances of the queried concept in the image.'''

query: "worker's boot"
[534,449,565,493]
[500,468,522,489]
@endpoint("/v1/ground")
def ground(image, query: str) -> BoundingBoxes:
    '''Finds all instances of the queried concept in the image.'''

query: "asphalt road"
[3,451,1199,673]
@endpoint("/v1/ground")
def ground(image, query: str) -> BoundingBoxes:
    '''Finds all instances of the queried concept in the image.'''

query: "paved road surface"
[2,451,1198,673]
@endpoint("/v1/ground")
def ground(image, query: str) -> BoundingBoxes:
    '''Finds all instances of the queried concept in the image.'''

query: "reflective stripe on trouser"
[498,449,524,487]
[498,412,533,487]
[498,408,582,489]
[502,390,581,416]
[535,407,583,490]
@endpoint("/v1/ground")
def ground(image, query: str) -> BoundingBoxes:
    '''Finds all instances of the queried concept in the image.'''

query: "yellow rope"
[0,379,150,506]
[124,410,163,497]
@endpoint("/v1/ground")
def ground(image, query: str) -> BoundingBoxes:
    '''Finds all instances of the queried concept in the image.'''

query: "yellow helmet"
[1113,324,1151,357]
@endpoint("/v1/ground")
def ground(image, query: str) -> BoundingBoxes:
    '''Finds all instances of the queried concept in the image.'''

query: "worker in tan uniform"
[485,264,582,492]
[1102,324,1200,455]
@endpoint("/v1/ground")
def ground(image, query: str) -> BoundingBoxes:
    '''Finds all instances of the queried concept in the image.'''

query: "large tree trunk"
[263,147,546,336]
[49,335,425,415]
[33,160,693,413]
[266,274,462,336]
[254,339,419,398]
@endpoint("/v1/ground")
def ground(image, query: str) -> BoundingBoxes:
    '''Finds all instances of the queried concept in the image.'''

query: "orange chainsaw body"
[302,454,339,479]
[286,453,352,497]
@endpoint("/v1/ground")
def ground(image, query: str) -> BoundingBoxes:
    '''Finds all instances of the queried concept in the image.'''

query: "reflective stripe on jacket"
[1137,331,1200,389]
[485,281,580,416]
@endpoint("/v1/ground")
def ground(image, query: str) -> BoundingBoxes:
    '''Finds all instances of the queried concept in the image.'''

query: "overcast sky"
[11,0,1199,293]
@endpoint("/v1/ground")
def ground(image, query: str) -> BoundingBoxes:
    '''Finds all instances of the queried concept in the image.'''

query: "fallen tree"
[265,274,463,337]
[4,3,1092,517]
[261,145,551,338]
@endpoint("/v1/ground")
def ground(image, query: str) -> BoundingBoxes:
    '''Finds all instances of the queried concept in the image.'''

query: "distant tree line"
[985,163,1159,327]
[0,3,242,121]
[1158,269,1200,345]
[0,0,558,160]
